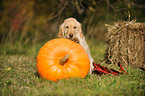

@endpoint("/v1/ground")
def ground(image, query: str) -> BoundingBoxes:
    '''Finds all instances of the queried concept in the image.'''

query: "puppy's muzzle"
[69,33,73,38]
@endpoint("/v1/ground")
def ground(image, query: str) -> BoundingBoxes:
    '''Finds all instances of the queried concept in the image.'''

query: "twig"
[133,3,145,8]
[106,0,115,10]
[45,1,68,21]
[75,0,84,14]
[79,0,84,9]
[124,11,131,21]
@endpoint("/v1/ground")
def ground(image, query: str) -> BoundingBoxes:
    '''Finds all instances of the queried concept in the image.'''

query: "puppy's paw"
[72,37,79,43]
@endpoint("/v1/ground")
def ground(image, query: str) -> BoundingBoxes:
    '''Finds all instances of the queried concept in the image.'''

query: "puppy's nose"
[69,33,73,38]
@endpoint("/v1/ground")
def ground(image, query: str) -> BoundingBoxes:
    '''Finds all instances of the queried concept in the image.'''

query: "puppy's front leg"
[77,36,94,74]
[83,42,94,74]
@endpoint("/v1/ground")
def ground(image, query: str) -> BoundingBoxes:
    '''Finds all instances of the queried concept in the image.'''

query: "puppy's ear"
[58,23,64,37]
[77,22,84,38]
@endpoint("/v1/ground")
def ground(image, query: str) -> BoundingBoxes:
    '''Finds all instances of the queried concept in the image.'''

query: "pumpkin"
[37,38,90,81]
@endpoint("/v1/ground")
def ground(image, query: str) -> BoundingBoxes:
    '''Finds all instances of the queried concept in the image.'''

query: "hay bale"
[105,20,145,68]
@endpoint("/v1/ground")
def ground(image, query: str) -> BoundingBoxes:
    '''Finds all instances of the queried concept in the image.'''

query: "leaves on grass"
[93,63,110,74]
[93,62,127,75]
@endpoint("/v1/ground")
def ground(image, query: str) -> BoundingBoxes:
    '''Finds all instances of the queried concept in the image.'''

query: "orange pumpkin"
[37,38,90,81]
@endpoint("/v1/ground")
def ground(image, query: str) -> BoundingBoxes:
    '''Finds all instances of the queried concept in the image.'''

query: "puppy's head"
[58,17,83,41]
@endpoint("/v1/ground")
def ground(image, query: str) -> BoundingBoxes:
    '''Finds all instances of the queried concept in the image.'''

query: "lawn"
[0,41,144,96]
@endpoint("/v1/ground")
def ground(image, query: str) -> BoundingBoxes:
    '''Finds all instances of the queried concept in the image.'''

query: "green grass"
[0,41,145,96]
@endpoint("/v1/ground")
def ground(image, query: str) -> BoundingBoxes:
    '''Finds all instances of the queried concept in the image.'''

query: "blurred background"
[0,0,145,55]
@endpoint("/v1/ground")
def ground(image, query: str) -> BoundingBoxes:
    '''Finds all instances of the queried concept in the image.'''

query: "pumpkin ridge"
[64,64,74,72]
[62,67,69,79]
[43,42,64,55]
[43,43,71,60]
[72,62,85,76]
[63,67,71,78]
[43,45,56,54]
[56,65,68,80]
[64,65,77,78]
[44,65,60,81]
[66,64,84,77]
[68,45,84,55]
[55,66,62,80]
[37,65,53,79]
[37,57,57,62]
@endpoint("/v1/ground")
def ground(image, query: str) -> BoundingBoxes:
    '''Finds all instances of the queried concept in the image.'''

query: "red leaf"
[139,67,145,71]
[110,69,120,75]
[97,64,110,73]
[118,62,127,73]
[93,62,127,76]
[93,63,110,74]
[101,66,110,73]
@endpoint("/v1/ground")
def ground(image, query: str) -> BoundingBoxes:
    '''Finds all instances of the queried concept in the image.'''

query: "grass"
[0,40,145,96]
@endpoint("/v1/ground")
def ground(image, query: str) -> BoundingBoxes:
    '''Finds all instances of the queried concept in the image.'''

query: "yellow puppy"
[58,17,94,74]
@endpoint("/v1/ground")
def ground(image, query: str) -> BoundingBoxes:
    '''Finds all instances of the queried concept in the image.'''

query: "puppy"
[58,17,94,74]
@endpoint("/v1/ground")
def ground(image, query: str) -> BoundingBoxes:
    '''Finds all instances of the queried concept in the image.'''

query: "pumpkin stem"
[59,55,69,66]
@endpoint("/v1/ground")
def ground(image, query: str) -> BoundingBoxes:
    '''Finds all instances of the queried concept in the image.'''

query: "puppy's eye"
[66,26,69,28]
[74,26,76,29]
